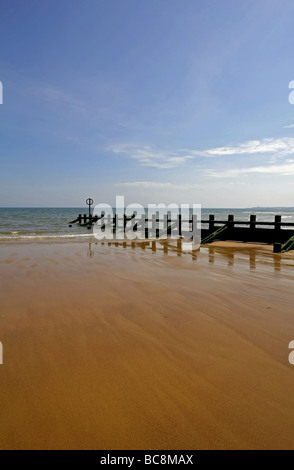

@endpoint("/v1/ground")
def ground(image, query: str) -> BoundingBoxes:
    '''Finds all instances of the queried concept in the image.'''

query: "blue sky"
[1,0,294,207]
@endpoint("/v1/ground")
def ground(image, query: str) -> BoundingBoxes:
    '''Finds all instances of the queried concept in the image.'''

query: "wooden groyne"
[70,213,294,253]
[200,214,294,253]
[69,201,294,253]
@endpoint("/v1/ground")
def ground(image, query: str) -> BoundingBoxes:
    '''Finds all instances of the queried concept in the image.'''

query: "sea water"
[0,207,294,242]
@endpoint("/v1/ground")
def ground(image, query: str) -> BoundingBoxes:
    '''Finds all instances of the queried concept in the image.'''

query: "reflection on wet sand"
[100,239,200,258]
[90,240,294,271]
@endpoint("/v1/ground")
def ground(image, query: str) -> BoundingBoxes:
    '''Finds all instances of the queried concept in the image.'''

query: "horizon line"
[1,206,294,210]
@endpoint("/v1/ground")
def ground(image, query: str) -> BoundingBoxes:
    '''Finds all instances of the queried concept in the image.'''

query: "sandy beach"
[0,239,294,450]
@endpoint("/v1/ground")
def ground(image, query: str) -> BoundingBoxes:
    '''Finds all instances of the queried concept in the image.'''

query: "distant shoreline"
[1,206,294,210]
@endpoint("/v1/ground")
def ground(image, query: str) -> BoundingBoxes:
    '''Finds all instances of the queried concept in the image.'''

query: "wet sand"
[0,239,294,450]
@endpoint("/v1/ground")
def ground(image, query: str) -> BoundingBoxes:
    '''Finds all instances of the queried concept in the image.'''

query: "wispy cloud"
[109,138,294,169]
[117,181,172,188]
[108,143,193,169]
[188,138,294,158]
[116,181,200,190]
[205,161,294,178]
[283,124,294,129]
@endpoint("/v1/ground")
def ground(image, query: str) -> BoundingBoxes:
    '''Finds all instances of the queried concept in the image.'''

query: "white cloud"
[283,124,294,129]
[108,143,193,169]
[117,181,172,188]
[108,138,294,170]
[205,161,294,178]
[116,181,200,190]
[188,138,294,158]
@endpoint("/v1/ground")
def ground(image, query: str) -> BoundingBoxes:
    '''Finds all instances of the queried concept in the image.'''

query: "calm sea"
[0,207,294,242]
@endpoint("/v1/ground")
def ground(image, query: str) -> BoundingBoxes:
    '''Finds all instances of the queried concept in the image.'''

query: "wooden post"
[178,214,182,237]
[167,212,171,236]
[83,214,87,224]
[86,198,93,221]
[275,215,282,231]
[228,214,234,229]
[209,214,215,232]
[144,214,148,239]
[273,242,282,253]
[113,214,117,235]
[250,215,256,230]
[156,211,160,238]
[78,214,82,223]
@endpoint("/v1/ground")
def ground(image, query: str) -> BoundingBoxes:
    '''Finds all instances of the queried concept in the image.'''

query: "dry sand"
[0,239,294,450]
